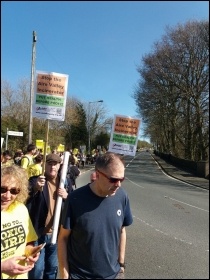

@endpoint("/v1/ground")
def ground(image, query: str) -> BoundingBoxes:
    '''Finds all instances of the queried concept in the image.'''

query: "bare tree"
[134,20,209,161]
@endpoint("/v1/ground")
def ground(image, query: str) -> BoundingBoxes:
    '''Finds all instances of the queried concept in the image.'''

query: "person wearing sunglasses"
[1,165,39,279]
[58,152,133,279]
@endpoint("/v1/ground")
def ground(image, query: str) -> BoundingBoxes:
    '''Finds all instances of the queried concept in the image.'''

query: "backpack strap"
[21,155,30,166]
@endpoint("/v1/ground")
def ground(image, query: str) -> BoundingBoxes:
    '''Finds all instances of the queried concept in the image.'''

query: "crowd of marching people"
[1,146,103,175]
[1,144,132,279]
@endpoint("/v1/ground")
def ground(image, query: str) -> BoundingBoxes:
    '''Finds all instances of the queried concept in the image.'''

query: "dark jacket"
[67,165,80,186]
[26,175,72,237]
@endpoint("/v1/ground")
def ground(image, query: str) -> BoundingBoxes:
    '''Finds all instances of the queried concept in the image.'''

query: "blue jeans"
[28,234,58,279]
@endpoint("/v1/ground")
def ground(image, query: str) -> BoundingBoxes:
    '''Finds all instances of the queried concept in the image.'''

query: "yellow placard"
[73,148,78,155]
[57,144,65,152]
[36,140,44,149]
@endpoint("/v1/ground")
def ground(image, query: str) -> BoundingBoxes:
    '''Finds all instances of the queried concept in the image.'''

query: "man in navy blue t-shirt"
[58,152,133,279]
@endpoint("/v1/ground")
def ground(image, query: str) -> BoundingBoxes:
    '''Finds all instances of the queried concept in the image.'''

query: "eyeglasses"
[96,169,124,184]
[1,187,20,195]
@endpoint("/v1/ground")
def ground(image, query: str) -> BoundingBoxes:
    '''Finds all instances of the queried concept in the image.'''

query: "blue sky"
[2,1,209,140]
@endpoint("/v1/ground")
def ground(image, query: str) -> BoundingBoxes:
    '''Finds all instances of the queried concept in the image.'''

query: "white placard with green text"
[108,115,141,156]
[32,71,69,121]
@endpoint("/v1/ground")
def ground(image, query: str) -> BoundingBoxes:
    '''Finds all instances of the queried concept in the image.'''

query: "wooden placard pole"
[41,119,49,176]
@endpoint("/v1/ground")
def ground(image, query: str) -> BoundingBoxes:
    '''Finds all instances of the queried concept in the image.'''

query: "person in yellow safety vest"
[21,144,37,170]
[27,154,43,179]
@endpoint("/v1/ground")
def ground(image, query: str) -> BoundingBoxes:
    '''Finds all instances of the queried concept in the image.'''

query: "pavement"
[151,153,209,190]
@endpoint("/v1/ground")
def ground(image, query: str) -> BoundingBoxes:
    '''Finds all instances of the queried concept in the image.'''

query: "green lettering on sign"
[36,95,64,107]
[113,133,136,144]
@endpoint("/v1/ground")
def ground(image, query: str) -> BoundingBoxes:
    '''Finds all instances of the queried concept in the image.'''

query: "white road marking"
[125,177,144,188]
[133,215,204,248]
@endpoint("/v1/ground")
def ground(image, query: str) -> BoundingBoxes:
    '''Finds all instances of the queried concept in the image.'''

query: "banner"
[108,115,141,156]
[32,71,69,121]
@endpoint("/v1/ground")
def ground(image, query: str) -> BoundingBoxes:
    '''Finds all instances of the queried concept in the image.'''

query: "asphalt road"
[76,151,209,279]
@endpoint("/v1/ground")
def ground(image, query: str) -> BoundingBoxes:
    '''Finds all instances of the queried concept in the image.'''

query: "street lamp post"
[29,31,37,144]
[88,100,103,154]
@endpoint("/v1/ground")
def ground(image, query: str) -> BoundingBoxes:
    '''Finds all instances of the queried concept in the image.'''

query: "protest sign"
[108,115,141,156]
[33,71,68,121]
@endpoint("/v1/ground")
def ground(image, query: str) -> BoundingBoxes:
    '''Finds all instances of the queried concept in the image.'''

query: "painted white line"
[133,215,208,250]
[164,196,209,212]
[125,177,144,188]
